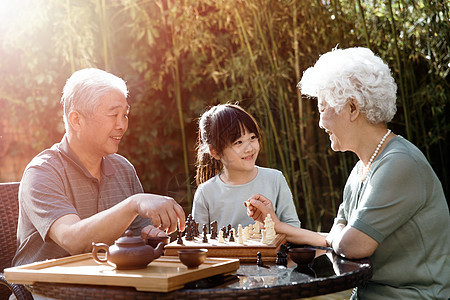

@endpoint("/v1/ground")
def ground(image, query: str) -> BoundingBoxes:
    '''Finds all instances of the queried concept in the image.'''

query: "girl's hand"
[246,193,278,224]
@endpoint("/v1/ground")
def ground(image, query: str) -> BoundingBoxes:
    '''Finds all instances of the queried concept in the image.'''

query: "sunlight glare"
[0,0,41,33]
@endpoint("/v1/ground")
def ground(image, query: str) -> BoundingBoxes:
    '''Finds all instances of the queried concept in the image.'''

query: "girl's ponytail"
[195,150,222,185]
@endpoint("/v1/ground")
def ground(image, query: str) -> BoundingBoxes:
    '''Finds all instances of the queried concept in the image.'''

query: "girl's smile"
[216,128,260,185]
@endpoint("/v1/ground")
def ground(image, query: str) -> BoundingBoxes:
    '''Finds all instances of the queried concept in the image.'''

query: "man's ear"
[348,99,360,122]
[209,145,221,160]
[68,111,82,132]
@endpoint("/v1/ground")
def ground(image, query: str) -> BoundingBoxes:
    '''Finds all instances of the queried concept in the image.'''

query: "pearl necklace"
[360,129,391,181]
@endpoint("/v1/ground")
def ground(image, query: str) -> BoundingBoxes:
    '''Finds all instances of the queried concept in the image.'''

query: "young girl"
[192,104,300,230]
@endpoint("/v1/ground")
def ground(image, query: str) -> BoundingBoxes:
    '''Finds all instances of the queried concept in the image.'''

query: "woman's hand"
[246,193,279,224]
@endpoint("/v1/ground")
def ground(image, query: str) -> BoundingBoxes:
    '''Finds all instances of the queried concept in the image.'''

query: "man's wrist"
[127,194,141,217]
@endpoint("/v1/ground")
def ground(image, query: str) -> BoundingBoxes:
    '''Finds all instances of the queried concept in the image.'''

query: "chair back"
[0,182,20,272]
[0,182,34,299]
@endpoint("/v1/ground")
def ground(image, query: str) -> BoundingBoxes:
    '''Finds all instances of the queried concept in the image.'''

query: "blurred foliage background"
[0,0,448,231]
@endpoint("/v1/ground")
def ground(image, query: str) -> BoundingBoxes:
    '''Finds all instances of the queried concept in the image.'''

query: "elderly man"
[13,68,185,267]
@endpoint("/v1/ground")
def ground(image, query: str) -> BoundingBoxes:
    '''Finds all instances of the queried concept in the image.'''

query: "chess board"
[164,233,286,262]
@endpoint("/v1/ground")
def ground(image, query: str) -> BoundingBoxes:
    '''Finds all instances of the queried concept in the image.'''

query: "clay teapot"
[92,230,165,270]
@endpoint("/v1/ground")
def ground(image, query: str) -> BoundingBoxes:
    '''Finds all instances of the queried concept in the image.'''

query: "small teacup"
[178,249,208,269]
[288,247,316,266]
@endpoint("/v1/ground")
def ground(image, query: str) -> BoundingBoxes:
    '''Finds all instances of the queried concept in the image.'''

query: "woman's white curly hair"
[298,47,397,124]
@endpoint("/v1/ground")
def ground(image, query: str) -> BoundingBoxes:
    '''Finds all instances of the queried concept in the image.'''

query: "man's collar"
[57,134,115,178]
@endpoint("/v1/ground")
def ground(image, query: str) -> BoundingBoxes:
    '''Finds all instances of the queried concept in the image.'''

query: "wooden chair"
[0,182,33,300]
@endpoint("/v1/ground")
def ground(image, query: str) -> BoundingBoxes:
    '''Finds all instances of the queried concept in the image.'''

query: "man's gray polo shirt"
[13,135,150,266]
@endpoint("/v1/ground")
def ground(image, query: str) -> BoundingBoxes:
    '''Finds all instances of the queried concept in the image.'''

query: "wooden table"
[14,246,371,299]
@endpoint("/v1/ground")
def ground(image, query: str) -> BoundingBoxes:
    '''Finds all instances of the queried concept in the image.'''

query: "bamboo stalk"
[234,6,288,174]
[387,0,411,140]
[96,0,109,70]
[65,0,75,73]
[356,0,371,48]
[166,1,192,208]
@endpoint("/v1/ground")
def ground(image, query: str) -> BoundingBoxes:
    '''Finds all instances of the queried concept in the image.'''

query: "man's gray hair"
[61,68,128,131]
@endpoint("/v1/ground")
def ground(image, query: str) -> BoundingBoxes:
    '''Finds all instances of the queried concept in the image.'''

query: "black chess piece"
[176,229,183,244]
[229,229,235,242]
[227,224,232,236]
[185,219,192,241]
[210,221,218,239]
[275,250,287,267]
[195,222,200,237]
[202,224,208,243]
[222,226,227,238]
[256,251,263,267]
[275,251,283,265]
[211,228,217,239]
[280,244,288,265]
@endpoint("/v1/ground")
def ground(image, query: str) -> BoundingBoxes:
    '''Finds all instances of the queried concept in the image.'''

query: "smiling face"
[79,90,129,158]
[317,96,352,152]
[218,127,260,175]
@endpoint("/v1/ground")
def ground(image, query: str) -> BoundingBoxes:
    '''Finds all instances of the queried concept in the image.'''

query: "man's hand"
[141,225,168,239]
[133,194,186,234]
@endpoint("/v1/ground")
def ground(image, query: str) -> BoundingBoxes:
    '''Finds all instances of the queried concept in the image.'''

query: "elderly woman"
[247,47,449,299]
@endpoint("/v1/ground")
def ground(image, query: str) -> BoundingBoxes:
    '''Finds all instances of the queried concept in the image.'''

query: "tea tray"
[5,253,239,292]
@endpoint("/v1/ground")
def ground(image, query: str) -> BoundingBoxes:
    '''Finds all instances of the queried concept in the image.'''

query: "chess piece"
[227,224,232,237]
[275,251,283,265]
[222,226,228,238]
[218,230,225,243]
[210,226,217,239]
[282,254,287,267]
[242,227,249,242]
[275,251,287,267]
[256,251,263,267]
[202,224,208,243]
[185,219,192,241]
[237,225,244,244]
[261,229,267,244]
[264,214,276,242]
[176,229,183,244]
[229,228,235,242]
[254,222,260,235]
[247,224,253,237]
[251,223,259,237]
[210,221,218,239]
[194,222,199,237]
[192,222,197,237]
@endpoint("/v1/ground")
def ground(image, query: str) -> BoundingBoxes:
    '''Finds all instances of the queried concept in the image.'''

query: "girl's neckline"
[219,166,259,186]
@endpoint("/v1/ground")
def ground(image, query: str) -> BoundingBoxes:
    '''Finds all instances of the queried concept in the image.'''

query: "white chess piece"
[218,230,225,243]
[254,222,260,234]
[243,227,249,242]
[261,229,267,244]
[264,214,276,242]
[238,225,244,244]
[247,224,253,237]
